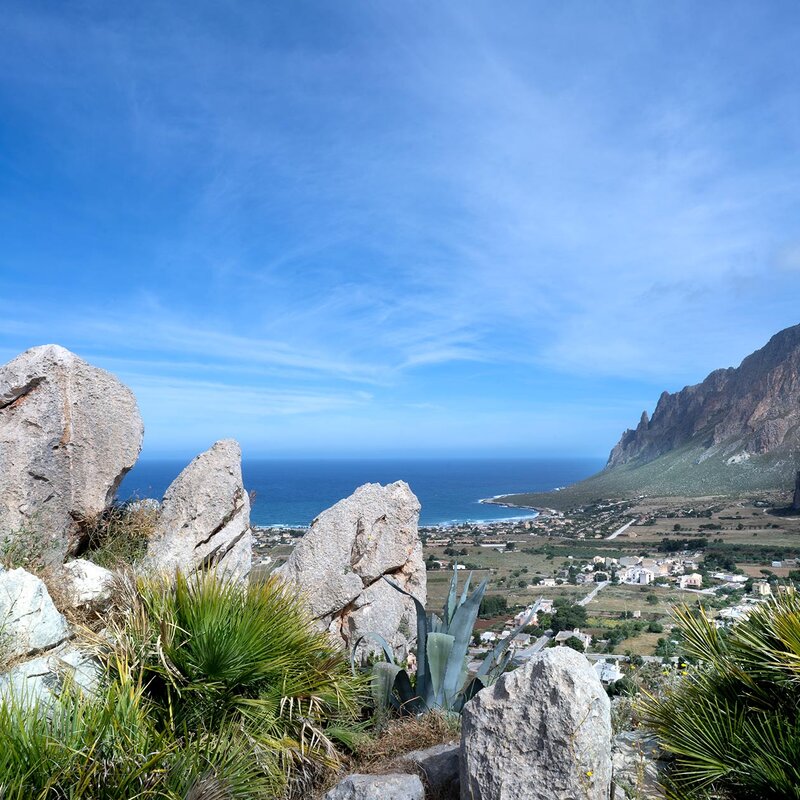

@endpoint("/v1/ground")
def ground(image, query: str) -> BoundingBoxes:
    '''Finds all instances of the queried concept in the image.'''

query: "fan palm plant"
[643,589,800,799]
[98,571,368,796]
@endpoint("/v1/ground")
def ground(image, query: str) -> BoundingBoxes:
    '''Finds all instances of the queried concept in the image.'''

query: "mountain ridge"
[497,325,800,509]
[608,324,800,469]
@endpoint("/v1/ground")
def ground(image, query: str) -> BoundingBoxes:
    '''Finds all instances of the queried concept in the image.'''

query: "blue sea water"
[119,457,604,528]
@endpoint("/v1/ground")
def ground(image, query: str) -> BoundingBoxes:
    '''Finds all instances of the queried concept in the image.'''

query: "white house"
[679,573,703,589]
[554,628,592,649]
[594,659,624,685]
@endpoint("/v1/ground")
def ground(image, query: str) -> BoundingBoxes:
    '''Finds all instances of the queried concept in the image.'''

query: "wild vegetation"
[361,569,529,715]
[644,591,800,799]
[0,571,368,799]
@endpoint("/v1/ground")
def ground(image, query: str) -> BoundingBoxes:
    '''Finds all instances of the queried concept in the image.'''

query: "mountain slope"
[608,324,800,469]
[502,325,800,509]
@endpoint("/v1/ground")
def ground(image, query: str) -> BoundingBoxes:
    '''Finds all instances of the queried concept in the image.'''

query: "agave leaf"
[429,613,444,633]
[370,662,402,709]
[350,633,395,674]
[475,607,535,683]
[426,632,456,706]
[445,565,459,627]
[440,578,488,701]
[459,571,473,606]
[382,577,431,703]
[393,668,426,715]
[456,675,484,712]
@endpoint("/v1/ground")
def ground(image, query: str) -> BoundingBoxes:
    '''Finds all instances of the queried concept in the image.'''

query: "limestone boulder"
[324,773,424,800]
[0,345,144,563]
[0,566,70,660]
[275,481,426,654]
[143,440,252,580]
[58,558,115,610]
[460,647,612,800]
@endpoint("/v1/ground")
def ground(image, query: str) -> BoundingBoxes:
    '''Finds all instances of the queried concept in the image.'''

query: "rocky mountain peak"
[607,324,800,469]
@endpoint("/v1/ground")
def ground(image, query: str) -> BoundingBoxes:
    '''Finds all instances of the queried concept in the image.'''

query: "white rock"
[59,559,114,609]
[0,643,100,707]
[0,566,70,660]
[275,481,426,654]
[143,440,252,580]
[324,773,424,800]
[460,647,612,800]
[0,345,144,563]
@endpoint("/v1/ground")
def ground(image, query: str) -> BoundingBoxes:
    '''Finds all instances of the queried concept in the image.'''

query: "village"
[253,488,800,667]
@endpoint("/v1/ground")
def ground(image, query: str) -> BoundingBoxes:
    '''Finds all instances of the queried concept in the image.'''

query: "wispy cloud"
[1,2,800,454]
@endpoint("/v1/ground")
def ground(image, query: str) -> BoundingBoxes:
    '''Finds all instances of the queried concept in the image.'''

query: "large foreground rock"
[0,566,70,660]
[460,647,612,800]
[144,440,252,579]
[275,481,426,654]
[0,345,144,563]
[324,773,424,800]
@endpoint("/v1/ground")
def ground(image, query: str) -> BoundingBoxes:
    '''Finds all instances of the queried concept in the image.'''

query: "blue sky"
[1,1,799,459]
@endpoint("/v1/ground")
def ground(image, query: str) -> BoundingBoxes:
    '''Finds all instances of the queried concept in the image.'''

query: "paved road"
[606,518,636,540]
[579,580,610,606]
[514,632,553,662]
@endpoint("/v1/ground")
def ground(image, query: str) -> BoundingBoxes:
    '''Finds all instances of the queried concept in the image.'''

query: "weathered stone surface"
[0,345,144,563]
[275,481,426,654]
[460,647,612,800]
[0,566,70,660]
[324,773,424,800]
[612,730,664,799]
[58,558,114,610]
[402,742,459,799]
[0,643,100,706]
[144,439,252,579]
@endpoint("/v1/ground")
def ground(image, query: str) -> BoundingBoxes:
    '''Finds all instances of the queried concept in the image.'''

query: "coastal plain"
[255,487,800,658]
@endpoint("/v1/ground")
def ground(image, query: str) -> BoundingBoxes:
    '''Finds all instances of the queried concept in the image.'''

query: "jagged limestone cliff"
[502,325,800,508]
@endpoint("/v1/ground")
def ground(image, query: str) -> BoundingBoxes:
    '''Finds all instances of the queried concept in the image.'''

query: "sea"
[120,457,603,528]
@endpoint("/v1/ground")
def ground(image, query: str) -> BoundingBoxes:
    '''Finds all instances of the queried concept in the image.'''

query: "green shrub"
[0,668,277,799]
[101,571,367,795]
[644,591,800,798]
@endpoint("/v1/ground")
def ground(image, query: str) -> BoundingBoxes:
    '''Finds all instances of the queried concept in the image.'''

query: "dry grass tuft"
[352,712,460,771]
[82,500,159,569]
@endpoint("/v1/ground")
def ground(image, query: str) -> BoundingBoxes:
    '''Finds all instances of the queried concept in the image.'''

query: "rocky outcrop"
[324,773,424,800]
[0,566,70,660]
[143,439,252,580]
[275,481,426,655]
[612,730,664,799]
[0,345,144,563]
[460,647,612,800]
[608,325,800,469]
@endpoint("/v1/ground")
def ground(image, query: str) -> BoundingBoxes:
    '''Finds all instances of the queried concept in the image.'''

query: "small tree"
[562,636,585,653]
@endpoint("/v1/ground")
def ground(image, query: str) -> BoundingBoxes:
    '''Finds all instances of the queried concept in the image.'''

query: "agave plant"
[355,566,532,715]
[643,590,800,799]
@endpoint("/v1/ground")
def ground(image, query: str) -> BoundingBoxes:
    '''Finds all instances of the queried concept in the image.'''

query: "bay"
[120,457,603,528]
